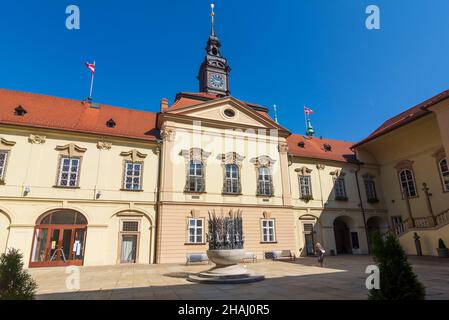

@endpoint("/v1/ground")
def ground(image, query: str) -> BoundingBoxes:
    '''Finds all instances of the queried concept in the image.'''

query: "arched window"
[224,164,240,194]
[30,209,87,267]
[257,167,273,196]
[439,158,449,192]
[186,160,204,193]
[399,169,417,198]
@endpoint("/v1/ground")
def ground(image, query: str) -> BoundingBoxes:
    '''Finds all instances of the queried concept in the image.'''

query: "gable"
[165,97,283,130]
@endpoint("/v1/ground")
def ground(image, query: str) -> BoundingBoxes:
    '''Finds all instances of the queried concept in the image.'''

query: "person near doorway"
[315,243,326,267]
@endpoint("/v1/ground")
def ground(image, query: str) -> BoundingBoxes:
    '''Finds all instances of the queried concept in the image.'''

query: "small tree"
[0,248,37,300]
[369,233,425,300]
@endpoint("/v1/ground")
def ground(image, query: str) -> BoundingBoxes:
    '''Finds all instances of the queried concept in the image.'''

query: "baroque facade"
[0,12,448,267]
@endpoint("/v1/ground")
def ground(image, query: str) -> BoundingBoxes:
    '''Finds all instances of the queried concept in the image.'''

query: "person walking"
[315,243,326,267]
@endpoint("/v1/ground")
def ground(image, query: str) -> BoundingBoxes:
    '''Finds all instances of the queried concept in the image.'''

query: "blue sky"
[1,0,449,142]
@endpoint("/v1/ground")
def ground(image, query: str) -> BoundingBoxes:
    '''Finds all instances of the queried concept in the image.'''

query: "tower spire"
[306,116,315,137]
[210,3,215,37]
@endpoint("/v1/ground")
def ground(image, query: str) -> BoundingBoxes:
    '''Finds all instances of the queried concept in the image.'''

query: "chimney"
[160,98,169,112]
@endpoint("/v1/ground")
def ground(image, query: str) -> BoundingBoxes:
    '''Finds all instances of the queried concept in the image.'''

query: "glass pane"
[73,229,86,260]
[31,228,48,262]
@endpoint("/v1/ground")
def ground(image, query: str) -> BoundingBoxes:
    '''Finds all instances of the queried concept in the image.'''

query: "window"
[187,218,204,244]
[186,161,204,193]
[391,216,404,235]
[57,156,81,187]
[121,221,139,232]
[364,179,378,202]
[299,176,312,198]
[0,151,8,181]
[261,219,276,242]
[14,106,27,116]
[106,119,116,128]
[439,158,449,192]
[124,161,143,190]
[224,164,240,194]
[334,177,347,200]
[257,167,272,196]
[323,144,332,152]
[399,169,417,198]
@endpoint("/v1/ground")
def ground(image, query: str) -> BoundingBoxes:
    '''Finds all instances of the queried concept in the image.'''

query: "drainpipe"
[355,163,371,255]
[154,137,163,264]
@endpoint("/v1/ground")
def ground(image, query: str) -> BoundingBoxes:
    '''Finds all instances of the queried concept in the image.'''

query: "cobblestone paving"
[28,256,449,300]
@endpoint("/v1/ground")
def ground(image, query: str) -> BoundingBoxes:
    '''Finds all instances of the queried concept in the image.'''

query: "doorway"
[333,217,352,254]
[30,210,87,267]
[120,235,137,263]
[303,223,315,256]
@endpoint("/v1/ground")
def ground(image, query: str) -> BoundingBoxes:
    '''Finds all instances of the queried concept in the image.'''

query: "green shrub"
[438,239,447,249]
[369,233,425,300]
[0,248,37,300]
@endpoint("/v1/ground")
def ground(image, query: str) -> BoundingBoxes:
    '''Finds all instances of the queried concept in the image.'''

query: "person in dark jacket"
[315,243,325,267]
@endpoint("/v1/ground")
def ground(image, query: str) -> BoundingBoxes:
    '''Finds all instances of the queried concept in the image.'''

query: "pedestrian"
[315,243,325,267]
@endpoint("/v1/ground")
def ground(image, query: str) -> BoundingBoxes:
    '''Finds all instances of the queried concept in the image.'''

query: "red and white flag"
[85,62,95,75]
[304,106,314,115]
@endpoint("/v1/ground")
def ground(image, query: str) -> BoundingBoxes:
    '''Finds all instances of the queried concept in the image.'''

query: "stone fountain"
[188,210,264,284]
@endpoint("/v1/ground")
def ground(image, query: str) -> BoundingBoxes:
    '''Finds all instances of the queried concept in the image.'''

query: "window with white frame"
[187,218,204,243]
[257,167,273,196]
[0,151,8,181]
[399,169,417,198]
[124,161,143,190]
[261,219,276,242]
[186,160,204,193]
[364,179,378,202]
[224,164,240,194]
[391,216,405,235]
[439,158,449,192]
[57,156,81,187]
[299,175,312,198]
[334,177,347,199]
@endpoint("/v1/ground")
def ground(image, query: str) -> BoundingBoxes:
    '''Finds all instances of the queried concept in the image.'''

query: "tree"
[369,233,425,300]
[0,248,37,300]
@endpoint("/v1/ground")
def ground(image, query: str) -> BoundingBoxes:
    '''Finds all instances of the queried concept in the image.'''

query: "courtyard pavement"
[28,256,449,300]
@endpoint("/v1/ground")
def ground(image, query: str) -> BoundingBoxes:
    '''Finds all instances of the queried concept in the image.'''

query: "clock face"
[210,74,224,89]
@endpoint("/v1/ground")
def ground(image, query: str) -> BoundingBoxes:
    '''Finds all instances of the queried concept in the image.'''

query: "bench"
[241,251,257,263]
[270,250,296,261]
[186,253,209,265]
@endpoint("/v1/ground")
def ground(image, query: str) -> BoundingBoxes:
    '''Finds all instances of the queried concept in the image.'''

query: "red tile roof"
[353,89,449,148]
[287,134,358,163]
[0,89,159,141]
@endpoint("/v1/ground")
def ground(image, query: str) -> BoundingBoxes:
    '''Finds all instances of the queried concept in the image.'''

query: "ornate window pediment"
[295,166,313,176]
[28,135,46,144]
[394,160,414,171]
[250,155,277,168]
[0,137,16,148]
[181,148,211,163]
[362,172,375,180]
[432,147,446,162]
[330,169,346,177]
[120,149,147,162]
[217,152,245,166]
[55,143,87,157]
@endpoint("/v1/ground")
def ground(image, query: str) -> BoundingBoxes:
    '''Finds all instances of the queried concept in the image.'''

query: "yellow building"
[0,10,448,269]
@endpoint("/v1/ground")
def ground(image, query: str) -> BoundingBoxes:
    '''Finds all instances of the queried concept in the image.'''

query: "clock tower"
[197,3,231,96]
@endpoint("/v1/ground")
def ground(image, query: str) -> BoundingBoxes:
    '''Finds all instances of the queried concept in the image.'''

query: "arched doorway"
[30,209,87,267]
[333,216,353,254]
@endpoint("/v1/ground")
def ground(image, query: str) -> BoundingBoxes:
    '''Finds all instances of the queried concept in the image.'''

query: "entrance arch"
[333,216,354,254]
[30,209,88,267]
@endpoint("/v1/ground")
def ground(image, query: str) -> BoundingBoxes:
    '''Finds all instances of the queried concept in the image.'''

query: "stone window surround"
[394,160,418,199]
[260,215,277,243]
[54,143,87,188]
[295,166,313,199]
[185,213,205,245]
[181,148,211,194]
[0,137,16,184]
[433,147,448,193]
[330,169,348,200]
[250,155,276,197]
[362,172,379,201]
[217,152,245,195]
[120,149,147,192]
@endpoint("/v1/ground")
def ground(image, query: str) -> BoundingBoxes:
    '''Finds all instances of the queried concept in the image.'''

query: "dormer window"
[298,142,305,148]
[106,119,116,128]
[323,144,332,152]
[14,106,27,116]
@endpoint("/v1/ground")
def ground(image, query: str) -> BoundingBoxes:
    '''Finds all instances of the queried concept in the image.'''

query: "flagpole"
[89,61,95,101]
[304,107,308,135]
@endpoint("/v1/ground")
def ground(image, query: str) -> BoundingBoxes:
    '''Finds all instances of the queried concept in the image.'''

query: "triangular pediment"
[165,96,284,130]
